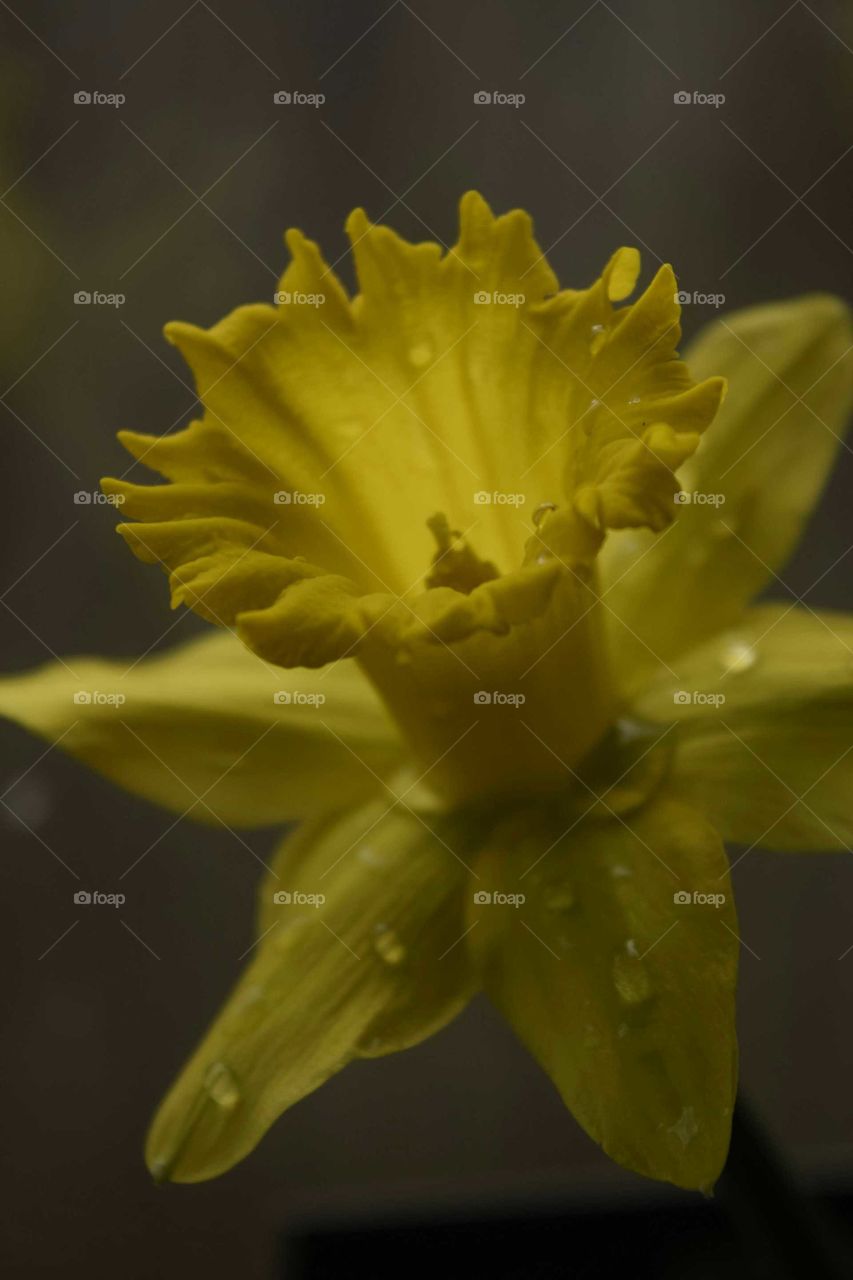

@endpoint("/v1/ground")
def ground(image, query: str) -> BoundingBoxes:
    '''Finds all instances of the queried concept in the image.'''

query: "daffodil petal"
[601,295,853,693]
[0,630,402,827]
[635,605,853,850]
[146,802,475,1182]
[468,792,738,1190]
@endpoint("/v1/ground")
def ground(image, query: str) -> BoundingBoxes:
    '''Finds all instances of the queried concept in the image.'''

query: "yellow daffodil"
[3,193,852,1192]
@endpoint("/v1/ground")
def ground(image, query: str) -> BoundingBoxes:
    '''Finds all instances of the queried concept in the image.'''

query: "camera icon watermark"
[74,889,126,907]
[274,490,326,505]
[675,290,725,309]
[673,690,726,707]
[472,890,525,907]
[274,290,325,307]
[74,490,125,506]
[673,490,726,507]
[673,90,725,108]
[473,490,525,506]
[473,290,525,307]
[73,90,125,108]
[72,690,126,707]
[473,690,526,707]
[273,90,325,107]
[73,290,125,307]
[673,889,727,908]
[473,89,525,108]
[273,691,326,706]
[272,889,326,907]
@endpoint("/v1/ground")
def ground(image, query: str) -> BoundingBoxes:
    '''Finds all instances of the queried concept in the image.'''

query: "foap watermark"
[273,90,325,107]
[473,90,525,108]
[273,691,326,706]
[474,691,526,707]
[673,690,725,708]
[272,889,326,907]
[274,290,325,307]
[673,889,727,908]
[474,490,525,507]
[673,90,725,108]
[74,890,126,907]
[74,490,125,506]
[675,290,726,309]
[674,490,725,507]
[474,290,525,307]
[74,291,126,307]
[74,90,125,108]
[274,490,326,506]
[73,690,126,707]
[473,890,526,907]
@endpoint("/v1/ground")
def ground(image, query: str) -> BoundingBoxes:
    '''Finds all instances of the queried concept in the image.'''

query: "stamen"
[425,512,499,594]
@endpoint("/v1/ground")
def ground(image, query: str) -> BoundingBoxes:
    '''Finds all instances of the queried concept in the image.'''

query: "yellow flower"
[2,193,851,1192]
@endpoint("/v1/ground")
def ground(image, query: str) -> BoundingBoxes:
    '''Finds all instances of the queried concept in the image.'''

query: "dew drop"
[408,340,434,368]
[610,863,633,880]
[589,323,607,355]
[357,844,386,869]
[627,395,642,406]
[617,1022,630,1039]
[669,1105,699,1147]
[543,881,577,912]
[535,552,553,566]
[625,937,639,958]
[612,949,653,1005]
[372,923,406,966]
[203,1061,240,1110]
[532,501,558,528]
[719,636,757,674]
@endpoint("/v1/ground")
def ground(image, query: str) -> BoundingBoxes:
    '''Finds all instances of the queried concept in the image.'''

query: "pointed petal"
[601,295,853,692]
[469,793,738,1190]
[635,604,853,850]
[146,802,475,1181]
[0,630,402,827]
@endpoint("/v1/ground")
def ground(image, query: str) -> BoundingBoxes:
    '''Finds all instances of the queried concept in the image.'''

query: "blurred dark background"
[1,1,852,1276]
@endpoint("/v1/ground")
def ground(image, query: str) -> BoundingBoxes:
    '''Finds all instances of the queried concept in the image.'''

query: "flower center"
[424,513,499,594]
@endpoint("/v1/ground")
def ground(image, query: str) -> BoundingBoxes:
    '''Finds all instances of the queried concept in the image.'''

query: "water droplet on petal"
[535,552,553,566]
[408,340,434,368]
[372,923,406,966]
[610,864,632,880]
[627,395,642,406]
[203,1062,240,1110]
[625,937,639,957]
[720,636,758,674]
[543,881,577,912]
[589,324,607,355]
[532,501,558,528]
[669,1105,699,1147]
[612,949,653,1005]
